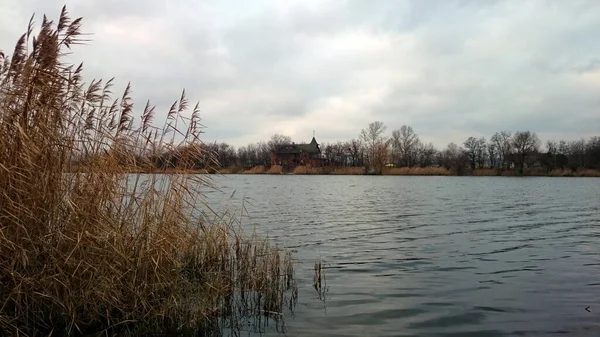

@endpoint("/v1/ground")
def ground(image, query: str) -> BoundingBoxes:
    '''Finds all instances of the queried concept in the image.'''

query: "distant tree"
[237,146,250,168]
[268,134,292,153]
[586,136,600,169]
[391,125,420,167]
[487,143,498,169]
[558,140,569,155]
[512,131,540,174]
[567,139,586,169]
[257,141,271,167]
[347,139,364,167]
[245,143,259,167]
[546,140,558,155]
[545,140,560,170]
[360,121,388,173]
[491,131,513,170]
[417,142,437,167]
[463,137,479,170]
[442,142,468,175]
[323,142,348,167]
[216,142,236,167]
[333,141,349,166]
[476,137,487,169]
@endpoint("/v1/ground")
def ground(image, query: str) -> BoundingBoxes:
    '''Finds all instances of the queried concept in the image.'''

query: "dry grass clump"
[576,169,600,177]
[242,165,266,174]
[471,169,500,176]
[547,169,600,177]
[218,165,242,174]
[265,165,283,174]
[383,167,450,176]
[0,7,295,336]
[291,165,314,174]
[548,169,575,177]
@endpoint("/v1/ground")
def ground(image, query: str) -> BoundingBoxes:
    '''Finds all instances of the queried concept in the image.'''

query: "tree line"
[144,121,599,175]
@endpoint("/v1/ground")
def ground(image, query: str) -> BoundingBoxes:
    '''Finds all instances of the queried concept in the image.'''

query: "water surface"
[205,175,600,336]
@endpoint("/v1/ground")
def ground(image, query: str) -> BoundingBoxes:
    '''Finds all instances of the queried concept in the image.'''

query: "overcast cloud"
[1,0,599,148]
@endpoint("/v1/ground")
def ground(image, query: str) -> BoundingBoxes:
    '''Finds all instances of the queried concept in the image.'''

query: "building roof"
[274,137,320,154]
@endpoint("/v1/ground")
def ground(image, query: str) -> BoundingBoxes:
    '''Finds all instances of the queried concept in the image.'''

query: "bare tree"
[257,141,271,166]
[391,125,420,167]
[442,142,468,175]
[237,146,249,168]
[512,131,540,174]
[360,121,388,173]
[586,136,600,169]
[215,142,236,167]
[491,131,513,170]
[463,137,479,170]
[487,143,498,169]
[347,139,364,167]
[268,133,292,152]
[476,137,487,169]
[417,142,437,167]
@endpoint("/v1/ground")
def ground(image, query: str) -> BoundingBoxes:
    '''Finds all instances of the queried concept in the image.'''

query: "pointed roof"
[274,137,320,155]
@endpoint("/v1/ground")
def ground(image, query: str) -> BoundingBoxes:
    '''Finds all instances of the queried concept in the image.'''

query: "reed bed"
[241,165,266,174]
[265,165,283,174]
[291,165,317,174]
[547,169,600,177]
[0,7,295,336]
[471,169,501,176]
[383,167,451,176]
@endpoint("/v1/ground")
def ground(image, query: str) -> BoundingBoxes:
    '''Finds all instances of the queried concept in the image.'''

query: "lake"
[204,175,600,336]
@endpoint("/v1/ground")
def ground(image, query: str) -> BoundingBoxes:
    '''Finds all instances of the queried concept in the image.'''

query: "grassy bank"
[0,8,295,336]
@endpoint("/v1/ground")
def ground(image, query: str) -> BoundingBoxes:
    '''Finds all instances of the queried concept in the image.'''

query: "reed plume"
[0,6,295,336]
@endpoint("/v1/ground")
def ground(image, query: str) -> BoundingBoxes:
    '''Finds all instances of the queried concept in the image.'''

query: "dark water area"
[204,175,600,336]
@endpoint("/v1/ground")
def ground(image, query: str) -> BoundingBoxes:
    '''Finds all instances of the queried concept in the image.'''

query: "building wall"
[271,152,322,169]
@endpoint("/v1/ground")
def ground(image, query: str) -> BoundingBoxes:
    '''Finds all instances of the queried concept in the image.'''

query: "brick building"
[270,137,323,170]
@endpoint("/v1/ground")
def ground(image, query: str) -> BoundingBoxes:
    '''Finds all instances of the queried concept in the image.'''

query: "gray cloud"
[1,0,599,148]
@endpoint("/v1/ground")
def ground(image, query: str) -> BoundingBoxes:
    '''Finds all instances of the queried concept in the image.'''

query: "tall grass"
[383,167,451,176]
[0,7,295,336]
[242,165,267,174]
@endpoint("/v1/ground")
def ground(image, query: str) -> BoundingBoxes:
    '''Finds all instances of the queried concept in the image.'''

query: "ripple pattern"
[207,176,600,336]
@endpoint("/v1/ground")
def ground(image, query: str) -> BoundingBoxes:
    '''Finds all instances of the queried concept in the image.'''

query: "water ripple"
[205,175,600,336]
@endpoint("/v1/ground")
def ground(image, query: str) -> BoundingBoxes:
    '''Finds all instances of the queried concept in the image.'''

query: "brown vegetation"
[383,167,451,176]
[221,165,600,177]
[265,165,283,174]
[471,169,501,176]
[329,167,365,175]
[547,169,600,177]
[292,165,320,174]
[0,8,295,336]
[242,165,267,174]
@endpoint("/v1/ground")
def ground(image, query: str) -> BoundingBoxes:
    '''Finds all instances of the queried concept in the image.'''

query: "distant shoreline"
[140,166,600,177]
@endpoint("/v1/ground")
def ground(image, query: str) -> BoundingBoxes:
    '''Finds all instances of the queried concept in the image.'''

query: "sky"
[1,0,599,148]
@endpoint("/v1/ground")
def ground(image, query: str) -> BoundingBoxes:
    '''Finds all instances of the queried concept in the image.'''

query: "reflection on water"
[203,176,600,336]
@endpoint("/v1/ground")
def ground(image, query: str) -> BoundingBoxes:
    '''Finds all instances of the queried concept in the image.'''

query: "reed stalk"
[0,7,295,336]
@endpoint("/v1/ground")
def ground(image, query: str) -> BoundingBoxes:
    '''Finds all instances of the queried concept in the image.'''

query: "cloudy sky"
[1,0,599,148]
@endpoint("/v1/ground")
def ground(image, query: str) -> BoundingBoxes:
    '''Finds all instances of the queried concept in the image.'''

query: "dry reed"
[547,169,600,177]
[328,167,364,175]
[383,167,451,176]
[265,165,283,174]
[471,169,501,176]
[242,165,266,174]
[0,7,295,336]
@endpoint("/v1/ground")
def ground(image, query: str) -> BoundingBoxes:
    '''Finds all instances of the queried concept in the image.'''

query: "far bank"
[211,165,600,177]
